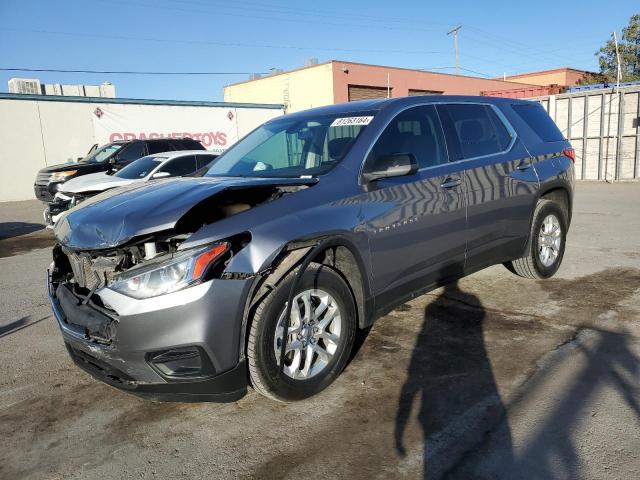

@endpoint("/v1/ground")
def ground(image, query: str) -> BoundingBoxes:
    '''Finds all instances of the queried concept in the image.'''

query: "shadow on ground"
[0,315,49,339]
[0,224,54,258]
[397,267,640,480]
[395,271,513,479]
[0,222,45,239]
[452,326,640,480]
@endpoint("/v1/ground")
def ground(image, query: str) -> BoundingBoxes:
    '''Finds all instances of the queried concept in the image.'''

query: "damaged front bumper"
[47,268,252,402]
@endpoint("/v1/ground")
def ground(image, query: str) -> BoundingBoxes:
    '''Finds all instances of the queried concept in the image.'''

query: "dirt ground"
[0,182,639,480]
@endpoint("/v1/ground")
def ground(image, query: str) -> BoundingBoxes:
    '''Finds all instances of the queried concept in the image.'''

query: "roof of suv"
[280,95,534,121]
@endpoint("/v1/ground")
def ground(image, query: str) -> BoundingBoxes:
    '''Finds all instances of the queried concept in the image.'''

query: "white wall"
[0,97,284,201]
[0,100,47,201]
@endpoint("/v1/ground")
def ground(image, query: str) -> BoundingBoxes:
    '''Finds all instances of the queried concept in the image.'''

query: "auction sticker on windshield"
[330,116,374,127]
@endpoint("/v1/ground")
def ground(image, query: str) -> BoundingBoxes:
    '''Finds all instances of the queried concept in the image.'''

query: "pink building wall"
[330,61,540,102]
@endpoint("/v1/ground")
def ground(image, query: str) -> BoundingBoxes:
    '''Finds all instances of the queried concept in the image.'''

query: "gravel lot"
[1,182,639,480]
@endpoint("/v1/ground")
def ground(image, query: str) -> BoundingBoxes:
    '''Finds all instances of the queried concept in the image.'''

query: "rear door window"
[437,104,513,160]
[367,105,448,169]
[158,155,197,176]
[117,141,146,162]
[147,141,175,154]
[512,103,565,142]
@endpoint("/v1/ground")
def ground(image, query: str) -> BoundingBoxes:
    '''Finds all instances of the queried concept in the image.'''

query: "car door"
[363,105,467,312]
[157,155,198,177]
[436,103,539,269]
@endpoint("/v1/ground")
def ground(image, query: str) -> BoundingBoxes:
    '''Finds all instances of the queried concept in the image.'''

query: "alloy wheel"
[538,213,562,267]
[273,289,342,380]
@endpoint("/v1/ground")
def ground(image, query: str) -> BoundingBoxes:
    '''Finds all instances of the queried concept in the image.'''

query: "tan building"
[501,67,590,87]
[224,60,540,112]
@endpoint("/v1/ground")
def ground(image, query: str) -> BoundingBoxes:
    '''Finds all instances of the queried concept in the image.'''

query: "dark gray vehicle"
[47,96,574,402]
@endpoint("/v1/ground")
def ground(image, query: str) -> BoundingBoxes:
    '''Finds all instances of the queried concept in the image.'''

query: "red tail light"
[563,147,575,163]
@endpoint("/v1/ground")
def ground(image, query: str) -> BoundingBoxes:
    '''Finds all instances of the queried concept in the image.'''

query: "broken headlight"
[109,243,229,299]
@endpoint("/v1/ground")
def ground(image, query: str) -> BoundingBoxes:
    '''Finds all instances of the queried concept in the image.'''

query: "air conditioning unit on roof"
[8,78,42,95]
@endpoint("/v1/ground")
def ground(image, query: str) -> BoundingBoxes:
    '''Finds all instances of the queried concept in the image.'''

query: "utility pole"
[447,25,462,75]
[612,31,622,181]
[612,31,622,92]
[387,72,390,98]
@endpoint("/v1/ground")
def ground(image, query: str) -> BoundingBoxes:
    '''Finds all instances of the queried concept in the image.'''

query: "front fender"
[180,197,371,276]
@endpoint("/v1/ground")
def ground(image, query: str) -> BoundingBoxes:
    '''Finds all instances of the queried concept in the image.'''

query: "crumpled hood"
[59,172,134,194]
[54,176,317,250]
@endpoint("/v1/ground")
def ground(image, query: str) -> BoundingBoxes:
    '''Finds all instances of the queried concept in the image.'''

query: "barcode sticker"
[330,116,374,127]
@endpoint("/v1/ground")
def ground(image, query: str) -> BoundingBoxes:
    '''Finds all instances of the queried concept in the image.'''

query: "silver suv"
[48,96,574,402]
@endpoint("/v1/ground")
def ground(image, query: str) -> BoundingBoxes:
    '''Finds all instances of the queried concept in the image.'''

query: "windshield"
[83,143,123,163]
[115,156,164,179]
[205,112,374,178]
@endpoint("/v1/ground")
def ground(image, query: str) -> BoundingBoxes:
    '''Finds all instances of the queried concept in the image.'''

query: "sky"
[0,0,637,101]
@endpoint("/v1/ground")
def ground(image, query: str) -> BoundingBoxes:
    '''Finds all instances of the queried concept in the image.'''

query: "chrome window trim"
[359,101,519,182]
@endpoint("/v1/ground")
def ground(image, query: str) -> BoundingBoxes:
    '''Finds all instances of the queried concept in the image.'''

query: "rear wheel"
[505,199,567,279]
[247,264,356,402]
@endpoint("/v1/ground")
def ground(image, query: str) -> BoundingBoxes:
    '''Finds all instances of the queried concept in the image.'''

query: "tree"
[595,14,640,83]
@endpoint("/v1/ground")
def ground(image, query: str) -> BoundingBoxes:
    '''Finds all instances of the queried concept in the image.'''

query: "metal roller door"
[348,85,389,101]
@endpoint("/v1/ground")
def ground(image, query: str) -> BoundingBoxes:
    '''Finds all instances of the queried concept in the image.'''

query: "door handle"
[440,177,461,189]
[516,159,533,170]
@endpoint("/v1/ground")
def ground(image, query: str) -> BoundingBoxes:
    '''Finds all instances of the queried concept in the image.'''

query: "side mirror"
[151,171,171,179]
[362,153,418,182]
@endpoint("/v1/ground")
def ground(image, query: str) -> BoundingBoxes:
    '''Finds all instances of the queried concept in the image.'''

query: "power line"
[170,0,450,27]
[0,68,263,75]
[0,28,444,56]
[103,0,444,34]
[0,66,494,78]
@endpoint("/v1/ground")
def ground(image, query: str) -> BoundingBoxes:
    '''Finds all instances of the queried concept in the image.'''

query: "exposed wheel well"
[314,245,367,329]
[240,240,370,361]
[540,187,571,227]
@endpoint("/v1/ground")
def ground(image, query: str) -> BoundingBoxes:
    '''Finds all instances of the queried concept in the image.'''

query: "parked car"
[45,151,218,226]
[34,138,205,202]
[47,96,574,402]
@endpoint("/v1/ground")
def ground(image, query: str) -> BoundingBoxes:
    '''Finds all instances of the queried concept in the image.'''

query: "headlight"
[50,170,78,182]
[109,243,229,299]
[54,192,72,202]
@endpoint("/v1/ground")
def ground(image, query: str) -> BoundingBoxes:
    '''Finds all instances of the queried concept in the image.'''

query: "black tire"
[505,199,567,279]
[247,264,356,402]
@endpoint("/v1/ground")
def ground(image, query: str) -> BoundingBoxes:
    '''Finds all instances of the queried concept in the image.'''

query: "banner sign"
[91,104,240,153]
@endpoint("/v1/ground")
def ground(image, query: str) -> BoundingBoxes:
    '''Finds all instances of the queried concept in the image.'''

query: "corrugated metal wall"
[535,85,640,181]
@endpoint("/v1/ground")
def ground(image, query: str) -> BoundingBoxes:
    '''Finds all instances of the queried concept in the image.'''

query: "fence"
[534,85,640,181]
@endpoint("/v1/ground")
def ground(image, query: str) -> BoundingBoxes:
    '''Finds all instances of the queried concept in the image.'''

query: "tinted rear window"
[437,104,513,160]
[512,103,564,142]
[177,139,205,150]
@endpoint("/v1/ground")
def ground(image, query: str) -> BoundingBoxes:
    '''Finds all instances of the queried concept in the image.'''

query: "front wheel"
[247,264,356,402]
[505,199,567,279]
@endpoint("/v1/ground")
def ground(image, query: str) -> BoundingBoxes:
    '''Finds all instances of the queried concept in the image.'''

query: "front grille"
[35,172,52,186]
